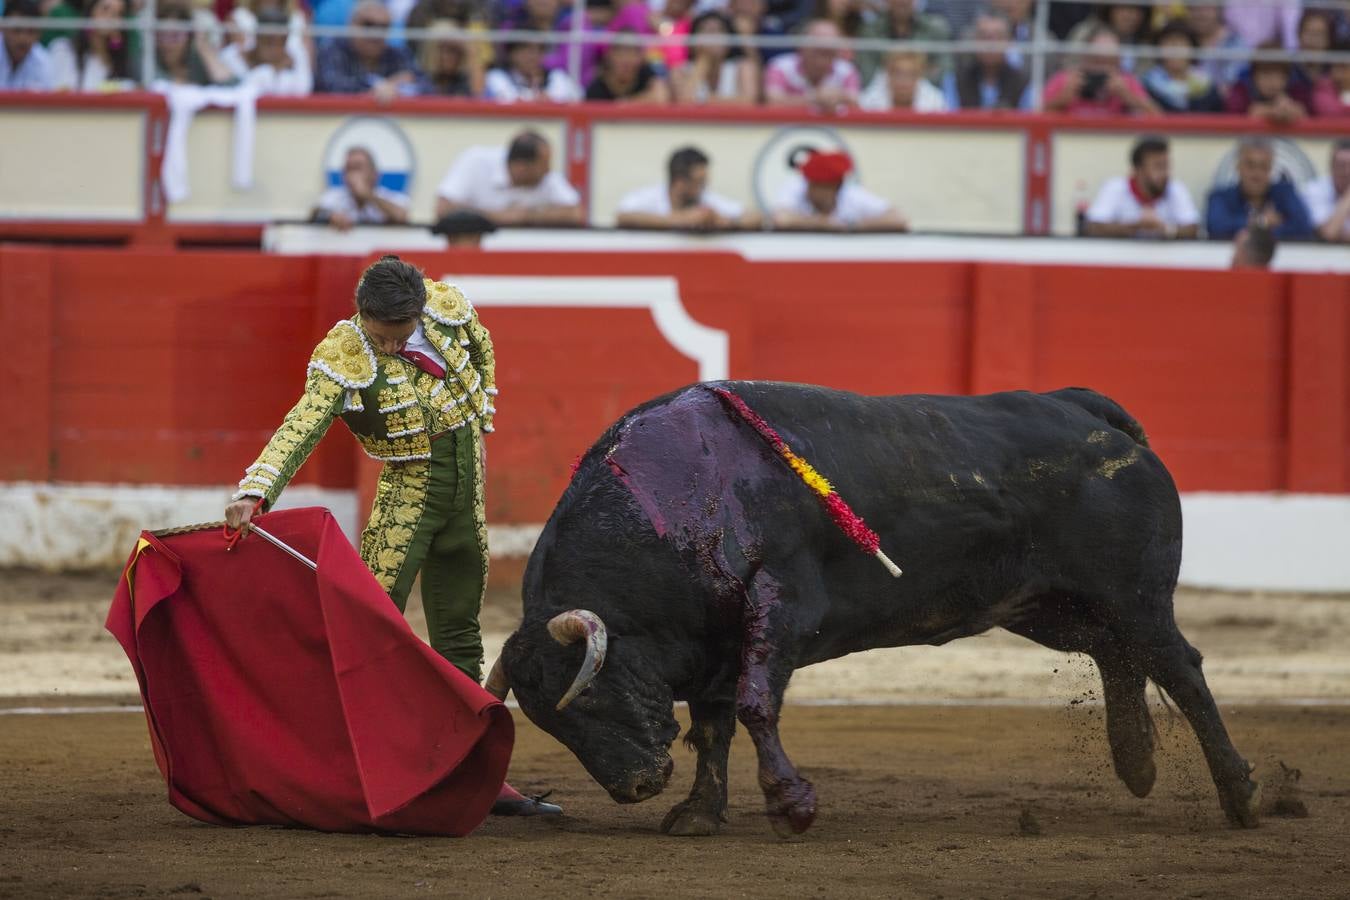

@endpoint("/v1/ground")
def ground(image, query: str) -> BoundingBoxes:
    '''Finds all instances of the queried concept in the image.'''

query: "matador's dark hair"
[355,255,426,322]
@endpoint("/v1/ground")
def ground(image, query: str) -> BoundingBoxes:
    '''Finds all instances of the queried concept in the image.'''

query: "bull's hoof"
[660,800,724,837]
[1222,778,1262,829]
[1115,757,1156,799]
[764,778,817,838]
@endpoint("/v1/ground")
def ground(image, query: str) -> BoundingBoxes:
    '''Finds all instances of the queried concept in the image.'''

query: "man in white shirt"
[312,146,411,231]
[616,146,759,231]
[1085,136,1200,239]
[0,0,54,91]
[434,131,584,227]
[1302,140,1350,244]
[773,150,908,232]
[764,19,862,112]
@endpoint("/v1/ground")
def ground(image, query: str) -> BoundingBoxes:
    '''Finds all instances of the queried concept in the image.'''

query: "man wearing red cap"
[773,150,909,231]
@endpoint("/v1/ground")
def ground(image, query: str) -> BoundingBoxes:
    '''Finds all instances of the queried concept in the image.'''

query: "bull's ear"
[548,610,608,710]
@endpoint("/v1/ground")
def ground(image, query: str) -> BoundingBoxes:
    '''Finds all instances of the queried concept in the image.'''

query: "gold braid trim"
[307,319,377,390]
[422,279,473,327]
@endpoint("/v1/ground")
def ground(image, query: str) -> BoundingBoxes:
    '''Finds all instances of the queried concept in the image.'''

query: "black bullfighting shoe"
[491,783,563,817]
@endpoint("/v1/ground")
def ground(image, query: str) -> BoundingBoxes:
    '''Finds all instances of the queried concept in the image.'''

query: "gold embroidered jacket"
[232,279,497,507]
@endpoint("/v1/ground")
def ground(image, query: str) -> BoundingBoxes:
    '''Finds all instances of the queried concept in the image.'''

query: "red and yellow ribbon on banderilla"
[710,387,902,578]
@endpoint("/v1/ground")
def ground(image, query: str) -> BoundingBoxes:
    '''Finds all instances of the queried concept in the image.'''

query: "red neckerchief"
[1128,177,1162,207]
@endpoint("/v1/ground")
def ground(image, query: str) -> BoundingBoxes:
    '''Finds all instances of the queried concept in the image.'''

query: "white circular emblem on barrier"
[1209,138,1317,189]
[751,126,856,216]
[322,116,417,196]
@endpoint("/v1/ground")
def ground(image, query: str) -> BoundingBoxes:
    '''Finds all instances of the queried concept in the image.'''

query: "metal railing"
[3,0,1349,111]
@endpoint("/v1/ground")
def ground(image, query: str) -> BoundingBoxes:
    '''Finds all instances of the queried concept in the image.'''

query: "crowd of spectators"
[3,0,1349,118]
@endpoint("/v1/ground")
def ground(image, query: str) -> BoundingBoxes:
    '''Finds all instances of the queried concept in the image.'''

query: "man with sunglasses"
[225,255,560,817]
[315,0,420,100]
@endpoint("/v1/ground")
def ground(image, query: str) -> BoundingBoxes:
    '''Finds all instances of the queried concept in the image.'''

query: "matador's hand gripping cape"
[105,507,513,835]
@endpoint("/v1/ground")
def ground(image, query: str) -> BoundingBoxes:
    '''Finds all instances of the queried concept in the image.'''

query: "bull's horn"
[483,655,510,701]
[548,609,608,711]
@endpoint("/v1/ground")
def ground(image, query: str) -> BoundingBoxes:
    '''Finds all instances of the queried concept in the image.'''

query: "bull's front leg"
[736,568,817,837]
[660,698,735,836]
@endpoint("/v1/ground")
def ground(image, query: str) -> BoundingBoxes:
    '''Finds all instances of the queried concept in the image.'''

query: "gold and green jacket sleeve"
[464,306,497,433]
[232,370,345,508]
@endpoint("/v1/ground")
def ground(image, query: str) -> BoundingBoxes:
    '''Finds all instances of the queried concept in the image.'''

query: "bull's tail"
[1050,387,1150,448]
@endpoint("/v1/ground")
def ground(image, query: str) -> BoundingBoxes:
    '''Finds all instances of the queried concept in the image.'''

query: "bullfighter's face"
[503,623,679,804]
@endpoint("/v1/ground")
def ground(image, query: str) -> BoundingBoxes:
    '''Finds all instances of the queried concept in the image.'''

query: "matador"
[224,255,559,817]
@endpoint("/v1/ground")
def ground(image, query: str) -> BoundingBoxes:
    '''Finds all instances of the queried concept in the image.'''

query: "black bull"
[492,382,1260,837]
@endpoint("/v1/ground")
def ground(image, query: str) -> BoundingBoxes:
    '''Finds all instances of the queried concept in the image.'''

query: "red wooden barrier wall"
[2,246,1346,527]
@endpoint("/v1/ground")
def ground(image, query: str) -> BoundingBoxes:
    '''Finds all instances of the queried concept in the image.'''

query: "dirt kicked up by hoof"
[1260,761,1311,819]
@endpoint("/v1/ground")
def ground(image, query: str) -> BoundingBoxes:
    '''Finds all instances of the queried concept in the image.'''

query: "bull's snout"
[609,756,674,804]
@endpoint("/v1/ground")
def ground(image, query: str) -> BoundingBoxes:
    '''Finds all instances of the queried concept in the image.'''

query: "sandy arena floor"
[1,571,1348,898]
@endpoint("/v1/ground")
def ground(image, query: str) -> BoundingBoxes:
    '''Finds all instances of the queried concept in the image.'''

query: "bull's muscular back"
[536,382,1180,671]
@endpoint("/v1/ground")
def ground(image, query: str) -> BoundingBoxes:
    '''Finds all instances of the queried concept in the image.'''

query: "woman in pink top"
[1043,23,1159,116]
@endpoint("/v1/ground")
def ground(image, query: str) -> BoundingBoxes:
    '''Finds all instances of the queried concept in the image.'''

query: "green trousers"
[359,425,487,682]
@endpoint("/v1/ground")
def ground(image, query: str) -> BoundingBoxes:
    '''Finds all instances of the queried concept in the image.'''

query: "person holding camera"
[1043,22,1158,116]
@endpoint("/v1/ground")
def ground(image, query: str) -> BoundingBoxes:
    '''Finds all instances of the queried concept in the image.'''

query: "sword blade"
[248,524,318,571]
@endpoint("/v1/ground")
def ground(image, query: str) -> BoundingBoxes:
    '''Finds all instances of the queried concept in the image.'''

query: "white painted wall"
[1179,493,1350,593]
[3,484,1345,592]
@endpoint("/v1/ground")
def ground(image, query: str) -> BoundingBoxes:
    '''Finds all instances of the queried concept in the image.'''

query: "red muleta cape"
[105,506,513,836]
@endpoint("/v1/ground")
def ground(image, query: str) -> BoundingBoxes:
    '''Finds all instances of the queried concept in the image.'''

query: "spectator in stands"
[495,0,561,33]
[942,11,1029,111]
[727,0,788,65]
[152,3,237,86]
[856,0,951,86]
[48,0,136,91]
[1141,21,1223,113]
[1185,3,1245,89]
[484,35,581,102]
[1225,0,1300,51]
[987,0,1035,67]
[315,0,420,98]
[1311,39,1350,117]
[434,130,584,226]
[1230,224,1277,269]
[773,149,908,232]
[1043,22,1159,116]
[1102,3,1151,69]
[1225,41,1312,124]
[406,0,479,55]
[812,0,863,62]
[312,146,411,231]
[762,0,814,38]
[1,0,54,89]
[1205,137,1314,240]
[585,29,670,102]
[416,19,484,96]
[652,0,695,71]
[220,7,313,95]
[923,0,978,42]
[1302,140,1350,243]
[1083,136,1200,239]
[860,51,948,112]
[764,18,860,111]
[616,146,759,230]
[545,0,617,89]
[1296,9,1334,81]
[1068,3,1150,71]
[432,209,497,247]
[669,11,759,105]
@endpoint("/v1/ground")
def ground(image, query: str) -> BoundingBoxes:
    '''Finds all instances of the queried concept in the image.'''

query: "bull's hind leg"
[1141,631,1260,828]
[1095,648,1157,798]
[660,698,735,837]
[1007,603,1157,799]
[737,568,817,838]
